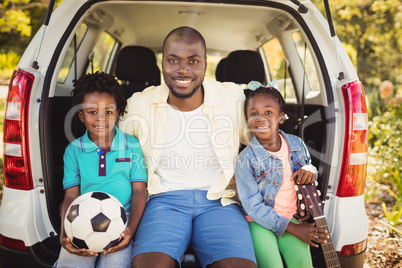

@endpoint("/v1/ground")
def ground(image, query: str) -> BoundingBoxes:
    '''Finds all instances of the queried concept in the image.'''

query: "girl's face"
[246,93,285,142]
[78,92,119,145]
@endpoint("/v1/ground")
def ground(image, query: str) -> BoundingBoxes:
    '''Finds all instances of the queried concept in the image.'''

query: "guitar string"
[317,218,339,266]
[311,206,339,267]
[306,191,339,267]
[303,185,340,267]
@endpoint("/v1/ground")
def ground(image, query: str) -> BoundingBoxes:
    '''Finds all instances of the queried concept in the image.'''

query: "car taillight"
[3,69,34,190]
[337,81,368,197]
[339,239,367,257]
[0,234,27,252]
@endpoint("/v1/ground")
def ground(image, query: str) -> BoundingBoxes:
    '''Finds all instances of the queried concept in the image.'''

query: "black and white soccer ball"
[64,191,128,252]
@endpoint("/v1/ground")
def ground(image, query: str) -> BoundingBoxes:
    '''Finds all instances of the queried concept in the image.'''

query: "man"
[120,26,256,268]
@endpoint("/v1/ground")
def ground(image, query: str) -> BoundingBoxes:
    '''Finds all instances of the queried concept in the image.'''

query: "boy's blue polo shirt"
[63,127,147,210]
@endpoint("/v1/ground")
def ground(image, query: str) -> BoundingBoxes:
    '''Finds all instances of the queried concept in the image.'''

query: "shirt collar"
[152,83,169,105]
[279,130,301,152]
[110,126,128,151]
[249,130,301,159]
[203,78,222,107]
[80,126,127,153]
[80,131,98,152]
[249,135,271,160]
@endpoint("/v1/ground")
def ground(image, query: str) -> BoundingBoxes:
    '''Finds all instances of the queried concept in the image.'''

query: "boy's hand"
[102,181,147,254]
[291,167,316,185]
[102,227,133,254]
[61,237,98,257]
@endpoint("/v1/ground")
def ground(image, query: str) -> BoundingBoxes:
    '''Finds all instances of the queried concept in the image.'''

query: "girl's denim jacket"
[235,130,316,237]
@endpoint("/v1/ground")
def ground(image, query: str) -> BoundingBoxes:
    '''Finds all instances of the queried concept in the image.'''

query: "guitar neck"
[315,217,341,268]
[296,183,341,268]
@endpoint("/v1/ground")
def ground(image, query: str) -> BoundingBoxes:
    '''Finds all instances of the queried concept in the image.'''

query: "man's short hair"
[162,26,207,57]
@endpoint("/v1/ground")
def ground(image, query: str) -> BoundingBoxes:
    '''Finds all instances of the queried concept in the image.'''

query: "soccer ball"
[64,191,127,252]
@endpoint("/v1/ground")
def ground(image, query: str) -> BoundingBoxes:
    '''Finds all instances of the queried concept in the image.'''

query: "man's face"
[162,35,207,99]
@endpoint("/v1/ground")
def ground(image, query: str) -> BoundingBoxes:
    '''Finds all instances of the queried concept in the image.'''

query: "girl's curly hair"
[244,86,286,119]
[72,72,126,116]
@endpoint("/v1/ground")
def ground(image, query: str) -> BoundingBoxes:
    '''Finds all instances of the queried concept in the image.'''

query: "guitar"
[295,181,341,268]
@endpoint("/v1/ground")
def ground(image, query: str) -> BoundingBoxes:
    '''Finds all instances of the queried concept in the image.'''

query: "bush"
[368,103,402,197]
[0,51,20,80]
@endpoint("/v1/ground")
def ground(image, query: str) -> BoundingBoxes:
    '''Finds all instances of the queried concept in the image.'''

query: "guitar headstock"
[294,181,325,219]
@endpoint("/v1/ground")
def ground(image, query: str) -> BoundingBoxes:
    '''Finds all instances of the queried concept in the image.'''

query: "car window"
[85,31,119,74]
[292,32,320,93]
[57,24,88,83]
[262,38,296,103]
[204,54,222,82]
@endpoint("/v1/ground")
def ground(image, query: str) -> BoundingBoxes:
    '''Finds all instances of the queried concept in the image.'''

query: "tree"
[312,0,402,92]
[0,1,31,37]
[0,0,61,80]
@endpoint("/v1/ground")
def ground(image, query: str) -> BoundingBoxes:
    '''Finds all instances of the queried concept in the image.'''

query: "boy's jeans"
[54,239,133,268]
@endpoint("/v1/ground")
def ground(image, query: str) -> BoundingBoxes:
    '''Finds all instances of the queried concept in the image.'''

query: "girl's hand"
[291,168,316,185]
[102,227,133,254]
[293,211,312,223]
[61,236,98,257]
[286,222,329,247]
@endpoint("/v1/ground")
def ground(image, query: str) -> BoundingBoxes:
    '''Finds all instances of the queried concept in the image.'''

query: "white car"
[0,0,369,267]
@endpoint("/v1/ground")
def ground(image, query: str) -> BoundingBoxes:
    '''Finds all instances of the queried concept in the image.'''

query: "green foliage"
[0,0,55,81]
[364,183,380,203]
[366,89,387,120]
[0,98,4,126]
[0,0,32,37]
[368,103,402,197]
[0,9,31,37]
[311,0,402,92]
[0,0,64,82]
[0,51,20,79]
[381,189,402,234]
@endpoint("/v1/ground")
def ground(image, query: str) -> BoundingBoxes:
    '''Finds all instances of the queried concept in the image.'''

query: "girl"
[235,81,329,268]
[56,72,147,268]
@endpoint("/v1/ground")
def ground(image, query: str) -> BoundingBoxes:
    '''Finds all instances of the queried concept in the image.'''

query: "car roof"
[74,1,301,53]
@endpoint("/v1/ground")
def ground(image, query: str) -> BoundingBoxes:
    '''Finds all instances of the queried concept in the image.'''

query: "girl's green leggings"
[248,218,313,268]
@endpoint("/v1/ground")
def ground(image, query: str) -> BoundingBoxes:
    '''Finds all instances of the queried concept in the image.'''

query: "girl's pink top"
[270,135,297,219]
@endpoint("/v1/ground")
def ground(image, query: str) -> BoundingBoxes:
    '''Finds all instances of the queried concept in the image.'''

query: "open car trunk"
[39,1,335,266]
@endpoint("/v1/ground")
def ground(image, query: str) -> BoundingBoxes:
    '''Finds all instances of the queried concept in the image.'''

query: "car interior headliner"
[87,1,291,53]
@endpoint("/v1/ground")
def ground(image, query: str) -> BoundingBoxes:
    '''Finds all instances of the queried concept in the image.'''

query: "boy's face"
[246,93,285,143]
[78,92,119,145]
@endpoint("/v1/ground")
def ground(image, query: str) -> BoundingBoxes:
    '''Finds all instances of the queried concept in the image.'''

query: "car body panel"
[0,1,368,267]
[325,194,369,251]
[0,186,54,247]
